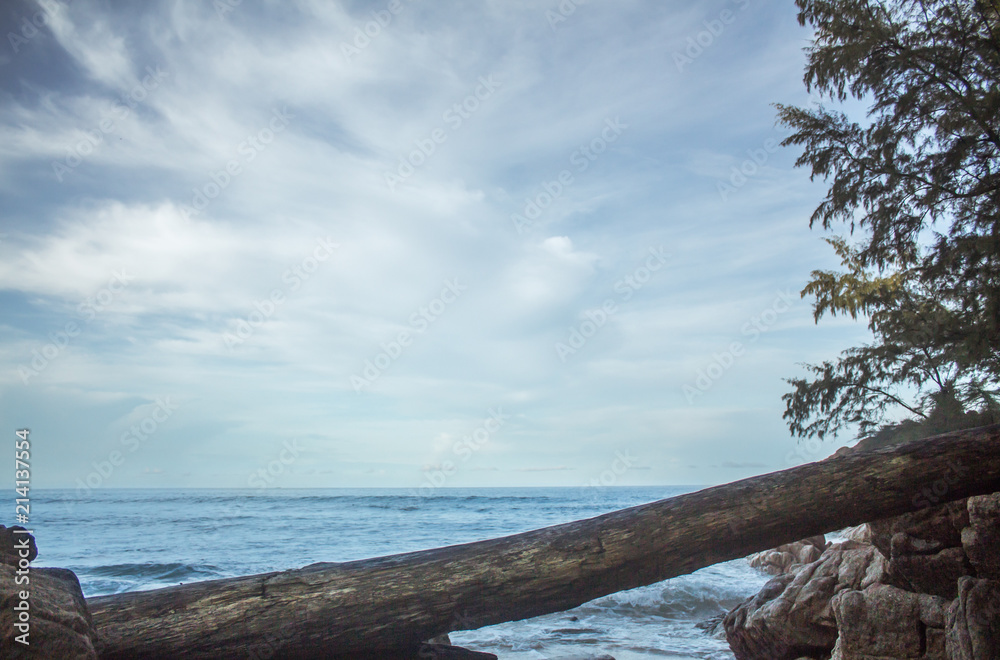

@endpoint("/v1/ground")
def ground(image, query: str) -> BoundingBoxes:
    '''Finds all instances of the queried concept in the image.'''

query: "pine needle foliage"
[778,0,1000,441]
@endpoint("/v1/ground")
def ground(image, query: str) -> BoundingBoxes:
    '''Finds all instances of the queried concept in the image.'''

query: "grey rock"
[0,565,99,659]
[725,541,883,660]
[962,493,1000,580]
[945,576,1000,660]
[829,583,948,659]
[0,525,37,567]
[725,490,1000,660]
[748,535,829,576]
[869,502,972,599]
[869,502,965,557]
[842,524,872,544]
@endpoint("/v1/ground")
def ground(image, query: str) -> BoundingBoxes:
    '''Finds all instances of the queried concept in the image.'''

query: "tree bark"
[88,424,1000,659]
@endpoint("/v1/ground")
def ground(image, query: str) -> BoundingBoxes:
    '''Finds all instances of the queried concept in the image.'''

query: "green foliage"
[801,236,911,322]
[784,238,999,438]
[779,0,1000,440]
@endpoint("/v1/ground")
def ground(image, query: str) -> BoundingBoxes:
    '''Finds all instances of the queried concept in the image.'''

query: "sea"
[28,487,774,660]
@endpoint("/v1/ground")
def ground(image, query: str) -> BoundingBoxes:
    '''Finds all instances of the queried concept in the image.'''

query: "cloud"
[0,0,853,489]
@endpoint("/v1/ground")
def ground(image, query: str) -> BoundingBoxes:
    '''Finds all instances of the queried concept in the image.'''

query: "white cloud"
[0,0,863,488]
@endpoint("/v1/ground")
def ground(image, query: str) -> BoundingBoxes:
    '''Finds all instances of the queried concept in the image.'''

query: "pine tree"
[778,0,1000,441]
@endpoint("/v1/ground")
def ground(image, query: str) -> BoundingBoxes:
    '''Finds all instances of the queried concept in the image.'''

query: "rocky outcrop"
[961,494,1000,580]
[868,501,972,599]
[747,535,829,575]
[724,540,885,659]
[830,584,949,659]
[0,525,37,565]
[842,524,872,544]
[945,577,1000,660]
[0,526,99,659]
[725,492,1000,660]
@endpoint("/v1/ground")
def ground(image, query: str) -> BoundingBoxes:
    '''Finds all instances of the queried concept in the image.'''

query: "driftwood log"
[88,424,1000,659]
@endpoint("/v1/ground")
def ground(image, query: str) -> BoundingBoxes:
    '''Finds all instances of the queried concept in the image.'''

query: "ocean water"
[29,487,771,659]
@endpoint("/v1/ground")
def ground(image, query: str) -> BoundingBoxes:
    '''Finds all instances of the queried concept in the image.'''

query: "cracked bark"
[87,424,1000,659]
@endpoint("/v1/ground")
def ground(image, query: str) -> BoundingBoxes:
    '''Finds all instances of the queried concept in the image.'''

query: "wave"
[588,560,770,619]
[80,562,223,582]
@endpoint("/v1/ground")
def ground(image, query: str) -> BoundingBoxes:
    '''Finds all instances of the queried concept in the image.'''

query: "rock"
[748,535,829,575]
[0,565,99,659]
[725,540,884,660]
[0,525,37,566]
[829,583,949,659]
[887,545,972,600]
[945,576,1000,660]
[869,502,972,599]
[726,489,1000,660]
[696,612,726,637]
[961,493,1000,580]
[842,524,871,544]
[0,523,99,658]
[869,502,965,554]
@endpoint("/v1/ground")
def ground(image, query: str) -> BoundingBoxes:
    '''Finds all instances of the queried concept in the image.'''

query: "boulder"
[842,525,872,544]
[868,502,972,599]
[726,489,1000,660]
[725,540,885,660]
[945,576,1000,660]
[961,493,1000,580]
[0,565,99,659]
[869,502,966,555]
[0,525,37,566]
[0,524,99,659]
[748,535,829,576]
[829,583,949,659]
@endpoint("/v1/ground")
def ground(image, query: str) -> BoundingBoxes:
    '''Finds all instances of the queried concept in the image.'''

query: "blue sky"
[0,0,872,491]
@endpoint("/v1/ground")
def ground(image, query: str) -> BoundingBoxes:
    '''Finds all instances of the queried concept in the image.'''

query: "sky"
[0,0,874,492]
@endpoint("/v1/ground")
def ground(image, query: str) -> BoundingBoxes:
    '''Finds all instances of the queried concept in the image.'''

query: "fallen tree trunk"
[88,424,1000,659]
